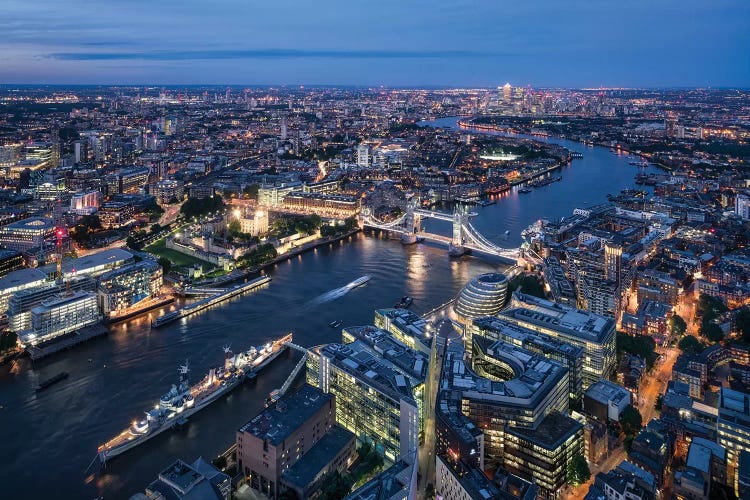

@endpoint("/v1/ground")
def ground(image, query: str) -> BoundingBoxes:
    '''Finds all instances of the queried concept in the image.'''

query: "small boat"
[504,230,510,235]
[518,188,532,194]
[36,372,69,392]
[329,320,342,328]
[394,296,413,309]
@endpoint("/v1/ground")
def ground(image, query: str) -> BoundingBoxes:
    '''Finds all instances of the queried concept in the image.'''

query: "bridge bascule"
[361,198,535,265]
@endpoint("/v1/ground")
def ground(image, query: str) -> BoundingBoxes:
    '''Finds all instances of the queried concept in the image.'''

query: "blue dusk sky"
[2,0,749,87]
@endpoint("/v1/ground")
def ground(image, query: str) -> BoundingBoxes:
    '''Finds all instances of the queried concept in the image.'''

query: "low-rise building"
[136,457,231,500]
[236,384,339,499]
[583,380,632,423]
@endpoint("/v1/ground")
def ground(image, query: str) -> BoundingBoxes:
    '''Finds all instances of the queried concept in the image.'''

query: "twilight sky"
[2,0,749,87]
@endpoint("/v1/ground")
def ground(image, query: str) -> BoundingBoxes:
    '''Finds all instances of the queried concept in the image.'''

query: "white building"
[356,144,370,168]
[19,291,100,346]
[736,193,750,220]
[70,190,102,215]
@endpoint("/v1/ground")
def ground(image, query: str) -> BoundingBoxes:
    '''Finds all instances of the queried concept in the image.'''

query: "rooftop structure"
[498,292,616,387]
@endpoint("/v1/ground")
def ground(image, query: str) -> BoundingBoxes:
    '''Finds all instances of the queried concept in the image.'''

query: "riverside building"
[307,325,427,462]
[454,273,509,324]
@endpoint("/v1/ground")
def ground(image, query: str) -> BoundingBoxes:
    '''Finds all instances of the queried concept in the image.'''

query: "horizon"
[3,0,749,87]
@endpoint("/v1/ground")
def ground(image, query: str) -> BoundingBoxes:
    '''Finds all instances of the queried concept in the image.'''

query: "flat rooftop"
[0,268,47,292]
[40,248,134,275]
[499,292,615,343]
[238,384,333,446]
[585,380,631,405]
[505,412,582,450]
[281,425,354,490]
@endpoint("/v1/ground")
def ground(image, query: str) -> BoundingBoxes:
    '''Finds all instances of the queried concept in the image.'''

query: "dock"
[27,324,108,361]
[152,275,271,328]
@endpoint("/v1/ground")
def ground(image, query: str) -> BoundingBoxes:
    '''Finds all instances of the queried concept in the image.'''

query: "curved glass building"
[454,273,508,324]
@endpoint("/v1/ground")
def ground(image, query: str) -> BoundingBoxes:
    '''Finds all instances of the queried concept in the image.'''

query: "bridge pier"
[448,243,467,257]
[401,233,418,245]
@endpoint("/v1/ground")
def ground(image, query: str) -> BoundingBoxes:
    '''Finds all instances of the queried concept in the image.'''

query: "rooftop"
[500,292,614,343]
[585,380,631,406]
[505,412,582,450]
[281,425,355,490]
[0,268,47,292]
[238,384,333,445]
[317,334,426,404]
[0,216,54,231]
[39,248,134,276]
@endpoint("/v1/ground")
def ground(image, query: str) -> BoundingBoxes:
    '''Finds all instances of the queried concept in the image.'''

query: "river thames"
[0,116,659,499]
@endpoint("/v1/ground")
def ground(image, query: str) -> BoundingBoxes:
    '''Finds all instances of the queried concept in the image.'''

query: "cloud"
[48,48,498,61]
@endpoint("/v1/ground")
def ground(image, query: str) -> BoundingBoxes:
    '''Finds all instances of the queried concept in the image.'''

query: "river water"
[0,116,658,499]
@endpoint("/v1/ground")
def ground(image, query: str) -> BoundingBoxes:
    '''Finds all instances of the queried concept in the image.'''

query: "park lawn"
[145,240,215,269]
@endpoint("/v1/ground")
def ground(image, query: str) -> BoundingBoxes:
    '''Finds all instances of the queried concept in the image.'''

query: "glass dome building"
[454,273,509,324]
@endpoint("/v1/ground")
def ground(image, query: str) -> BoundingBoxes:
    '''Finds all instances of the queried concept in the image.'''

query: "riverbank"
[186,228,363,288]
[456,117,672,172]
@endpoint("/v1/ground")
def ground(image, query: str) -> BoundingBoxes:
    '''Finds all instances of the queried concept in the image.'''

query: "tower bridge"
[361,198,536,265]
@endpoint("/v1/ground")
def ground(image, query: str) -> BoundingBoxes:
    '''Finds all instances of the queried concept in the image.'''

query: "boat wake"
[308,276,371,306]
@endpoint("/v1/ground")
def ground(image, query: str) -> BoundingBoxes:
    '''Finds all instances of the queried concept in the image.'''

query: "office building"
[0,217,55,252]
[0,268,48,314]
[356,144,370,168]
[137,458,231,500]
[7,277,96,333]
[498,292,616,388]
[439,336,569,470]
[345,453,417,500]
[19,291,100,346]
[69,190,102,215]
[307,327,426,462]
[0,249,23,278]
[98,201,135,229]
[470,316,585,401]
[436,455,537,500]
[39,248,134,280]
[718,388,750,493]
[454,273,509,325]
[151,179,185,205]
[258,181,303,207]
[503,412,584,499]
[373,307,432,354]
[583,380,632,423]
[737,193,750,221]
[236,384,354,499]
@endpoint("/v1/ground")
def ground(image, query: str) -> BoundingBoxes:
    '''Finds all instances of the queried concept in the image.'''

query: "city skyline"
[3,0,750,87]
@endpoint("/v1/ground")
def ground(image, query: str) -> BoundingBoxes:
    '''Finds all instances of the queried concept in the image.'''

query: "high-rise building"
[736,193,750,220]
[497,292,617,388]
[307,326,427,462]
[356,144,370,168]
[718,388,750,494]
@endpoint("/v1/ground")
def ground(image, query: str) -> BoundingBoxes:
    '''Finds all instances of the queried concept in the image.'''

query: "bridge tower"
[401,197,420,244]
[449,207,467,256]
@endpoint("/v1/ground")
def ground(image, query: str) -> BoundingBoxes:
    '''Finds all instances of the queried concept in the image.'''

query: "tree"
[566,453,591,486]
[228,219,242,235]
[669,314,688,336]
[243,183,259,199]
[157,257,172,274]
[620,405,643,437]
[678,335,705,354]
[700,322,724,343]
[617,332,657,368]
[126,235,143,251]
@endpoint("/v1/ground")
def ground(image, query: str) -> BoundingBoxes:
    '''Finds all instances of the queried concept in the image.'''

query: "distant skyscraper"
[736,193,750,220]
[356,144,370,168]
[280,115,288,140]
[503,82,512,102]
